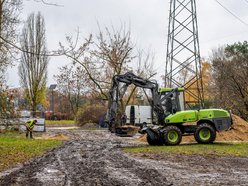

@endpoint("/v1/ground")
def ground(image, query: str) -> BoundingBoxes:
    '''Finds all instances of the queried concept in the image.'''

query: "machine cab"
[159,88,185,114]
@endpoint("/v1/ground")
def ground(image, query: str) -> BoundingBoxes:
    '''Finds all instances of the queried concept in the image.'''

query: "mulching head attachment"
[115,125,139,137]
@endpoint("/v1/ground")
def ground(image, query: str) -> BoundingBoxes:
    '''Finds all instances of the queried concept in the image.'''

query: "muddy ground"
[0,129,248,186]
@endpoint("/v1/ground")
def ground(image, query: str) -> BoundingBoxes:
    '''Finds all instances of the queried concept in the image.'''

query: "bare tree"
[0,0,21,127]
[93,25,134,74]
[60,24,158,125]
[32,0,63,7]
[18,12,49,115]
[211,41,248,120]
[55,65,89,116]
[0,0,22,81]
[0,0,60,70]
[123,48,156,107]
[60,25,134,100]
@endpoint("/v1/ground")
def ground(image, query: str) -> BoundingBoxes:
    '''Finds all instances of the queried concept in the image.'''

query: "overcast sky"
[7,0,248,88]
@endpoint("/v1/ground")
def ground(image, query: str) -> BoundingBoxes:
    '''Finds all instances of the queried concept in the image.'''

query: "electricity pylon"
[165,0,204,109]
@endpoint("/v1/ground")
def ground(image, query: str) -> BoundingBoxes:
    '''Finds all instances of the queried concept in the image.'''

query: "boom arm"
[108,72,165,132]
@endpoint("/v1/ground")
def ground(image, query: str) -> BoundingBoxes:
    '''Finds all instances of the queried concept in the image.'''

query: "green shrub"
[75,104,106,127]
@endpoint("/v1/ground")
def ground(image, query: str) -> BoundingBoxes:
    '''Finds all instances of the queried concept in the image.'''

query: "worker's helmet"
[34,119,38,123]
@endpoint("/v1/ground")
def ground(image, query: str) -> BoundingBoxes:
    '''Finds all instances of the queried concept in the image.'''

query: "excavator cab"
[159,88,185,115]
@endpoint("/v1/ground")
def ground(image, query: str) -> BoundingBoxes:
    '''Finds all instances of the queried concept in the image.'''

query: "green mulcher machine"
[107,72,233,146]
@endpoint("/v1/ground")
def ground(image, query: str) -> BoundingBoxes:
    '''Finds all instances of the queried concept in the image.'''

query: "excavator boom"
[107,72,164,133]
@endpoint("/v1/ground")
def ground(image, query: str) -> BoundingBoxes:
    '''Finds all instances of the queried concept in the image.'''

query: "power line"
[201,30,248,45]
[215,0,248,27]
[0,35,62,57]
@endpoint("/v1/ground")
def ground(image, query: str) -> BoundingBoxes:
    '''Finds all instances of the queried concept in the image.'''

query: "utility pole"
[49,84,57,116]
[165,0,204,109]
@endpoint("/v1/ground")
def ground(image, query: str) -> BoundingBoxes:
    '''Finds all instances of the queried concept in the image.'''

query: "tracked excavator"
[107,72,233,145]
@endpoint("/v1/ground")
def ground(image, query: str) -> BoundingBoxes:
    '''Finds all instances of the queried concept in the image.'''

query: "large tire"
[194,123,216,144]
[163,125,182,146]
[147,135,163,146]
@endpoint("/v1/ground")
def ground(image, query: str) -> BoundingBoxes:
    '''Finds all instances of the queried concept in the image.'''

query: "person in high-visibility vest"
[25,119,37,138]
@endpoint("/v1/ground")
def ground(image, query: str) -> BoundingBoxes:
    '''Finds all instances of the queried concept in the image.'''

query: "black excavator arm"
[107,72,165,133]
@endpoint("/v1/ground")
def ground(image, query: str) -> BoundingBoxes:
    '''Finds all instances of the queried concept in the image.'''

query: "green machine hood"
[165,109,230,124]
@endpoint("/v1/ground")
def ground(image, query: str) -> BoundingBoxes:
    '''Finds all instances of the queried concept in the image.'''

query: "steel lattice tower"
[165,0,204,109]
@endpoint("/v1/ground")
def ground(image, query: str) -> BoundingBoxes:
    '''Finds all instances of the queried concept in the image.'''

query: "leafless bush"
[75,104,106,127]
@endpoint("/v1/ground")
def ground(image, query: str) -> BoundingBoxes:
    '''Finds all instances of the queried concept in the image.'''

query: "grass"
[45,120,75,125]
[124,142,248,158]
[0,131,62,172]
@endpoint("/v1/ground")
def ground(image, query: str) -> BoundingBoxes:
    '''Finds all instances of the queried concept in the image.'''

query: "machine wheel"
[163,125,182,146]
[147,135,163,146]
[194,123,216,144]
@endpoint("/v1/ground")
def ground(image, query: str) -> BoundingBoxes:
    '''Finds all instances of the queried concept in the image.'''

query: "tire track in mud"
[1,130,248,186]
[0,130,172,186]
[130,154,248,186]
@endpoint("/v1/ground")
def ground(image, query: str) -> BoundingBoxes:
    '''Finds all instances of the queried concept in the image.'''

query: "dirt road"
[0,129,248,186]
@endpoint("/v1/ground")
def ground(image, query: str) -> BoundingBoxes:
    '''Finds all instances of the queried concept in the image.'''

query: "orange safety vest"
[25,120,36,130]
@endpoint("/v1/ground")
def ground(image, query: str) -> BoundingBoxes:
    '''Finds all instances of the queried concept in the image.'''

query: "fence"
[0,118,46,132]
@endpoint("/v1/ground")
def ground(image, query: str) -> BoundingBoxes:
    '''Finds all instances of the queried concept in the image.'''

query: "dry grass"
[35,133,69,140]
[124,142,248,157]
